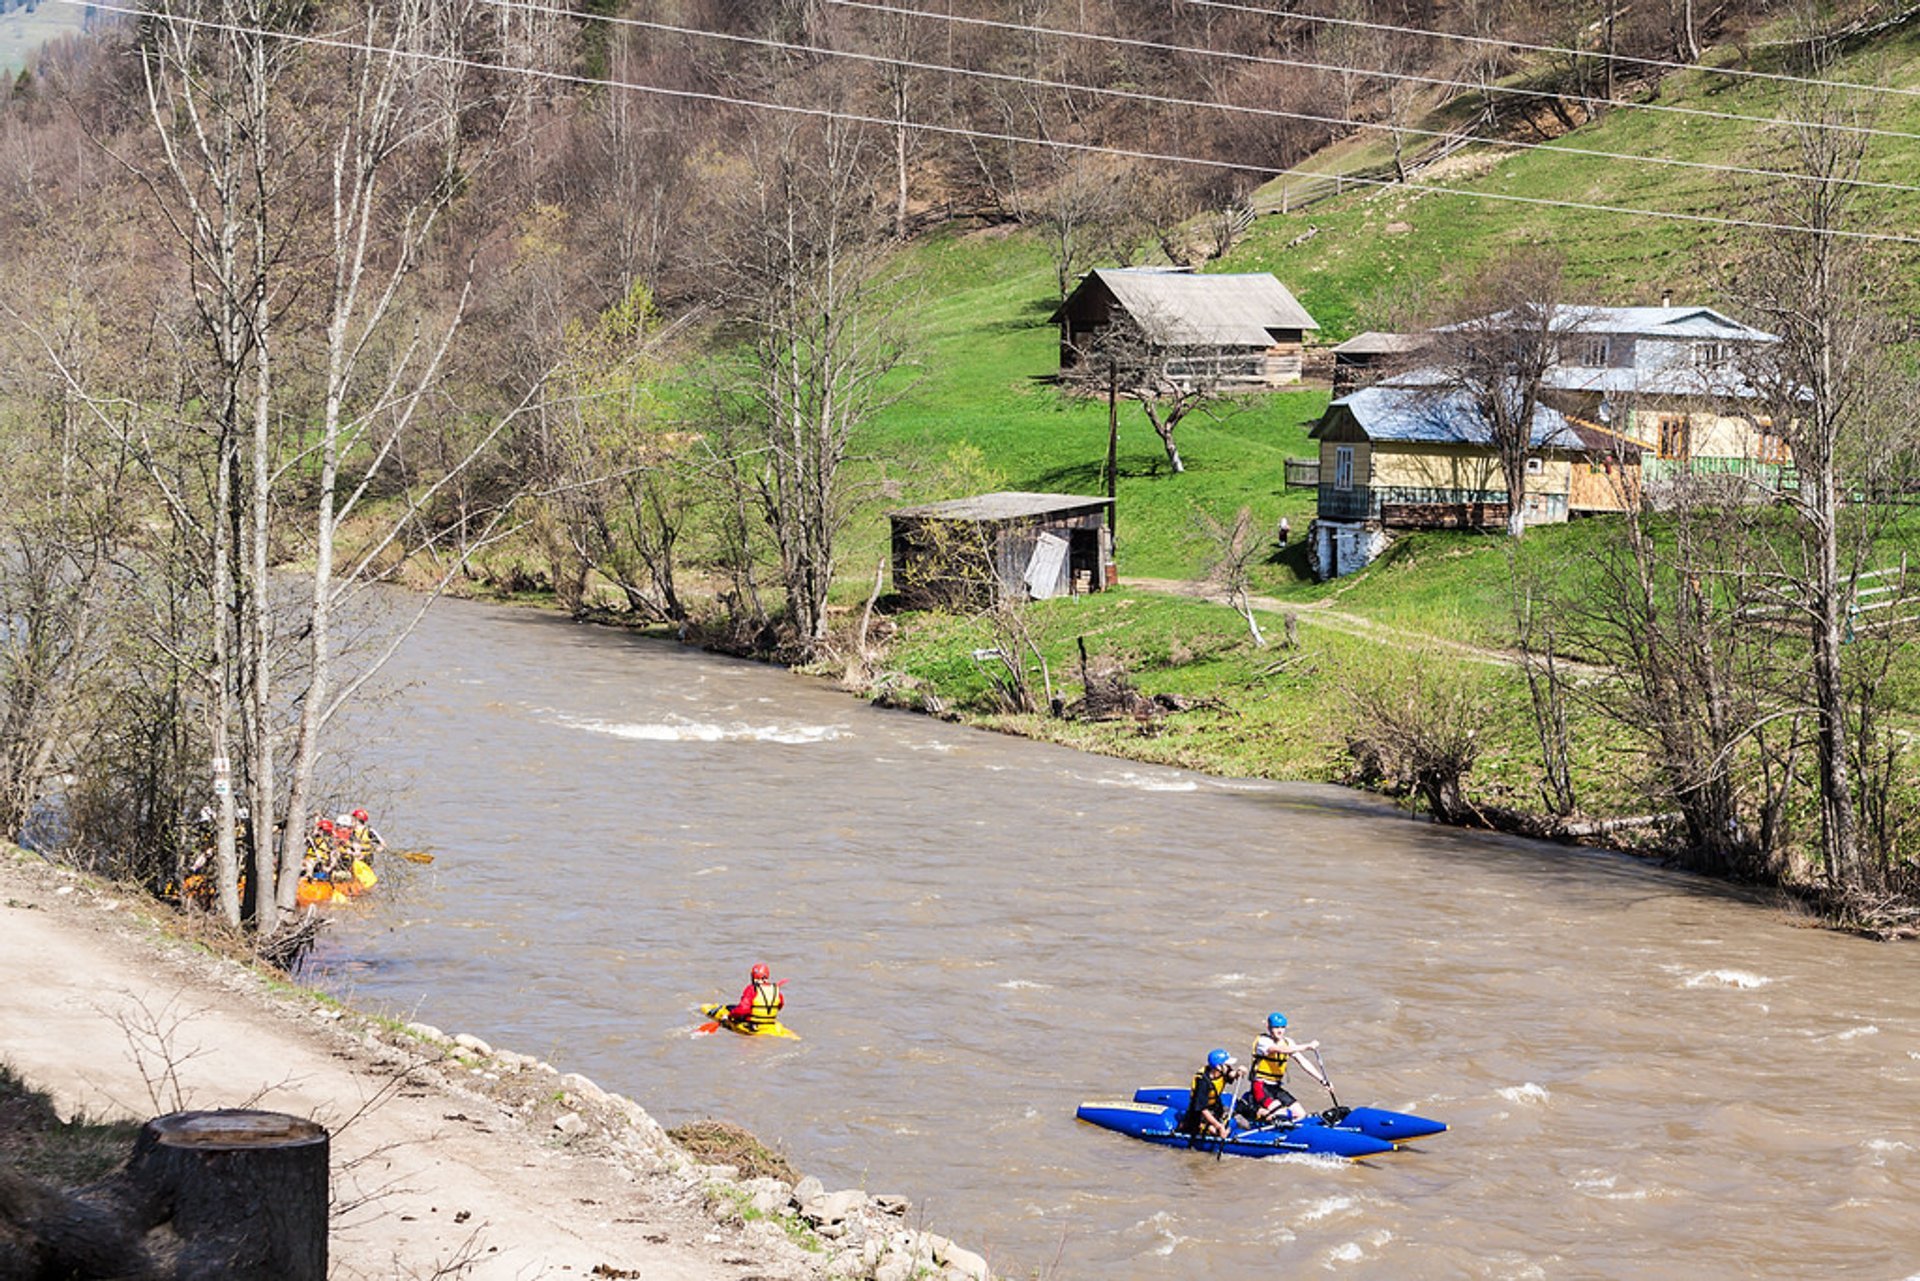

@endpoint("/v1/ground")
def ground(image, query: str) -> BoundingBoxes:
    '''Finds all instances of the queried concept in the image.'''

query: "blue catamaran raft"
[1075,1087,1447,1161]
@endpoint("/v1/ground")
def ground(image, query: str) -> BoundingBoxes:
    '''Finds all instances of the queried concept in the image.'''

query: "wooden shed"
[889,492,1114,610]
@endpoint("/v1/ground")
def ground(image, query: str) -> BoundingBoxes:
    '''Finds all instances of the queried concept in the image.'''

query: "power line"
[477,0,1920,197]
[1183,0,1920,102]
[52,0,1920,245]
[826,0,1920,145]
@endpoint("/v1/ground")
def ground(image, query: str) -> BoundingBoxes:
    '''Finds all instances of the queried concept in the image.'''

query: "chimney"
[1660,290,1672,307]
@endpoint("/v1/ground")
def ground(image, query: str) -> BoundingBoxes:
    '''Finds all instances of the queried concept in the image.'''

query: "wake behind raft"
[1075,1088,1446,1161]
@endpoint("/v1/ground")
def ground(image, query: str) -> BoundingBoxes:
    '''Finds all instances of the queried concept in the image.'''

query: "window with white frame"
[1579,337,1610,366]
[1692,341,1731,368]
[1525,455,1545,474]
[1334,446,1354,491]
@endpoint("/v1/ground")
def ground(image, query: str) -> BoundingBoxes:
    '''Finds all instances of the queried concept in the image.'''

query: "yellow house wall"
[1625,409,1774,460]
[1369,444,1571,496]
[1318,438,1373,488]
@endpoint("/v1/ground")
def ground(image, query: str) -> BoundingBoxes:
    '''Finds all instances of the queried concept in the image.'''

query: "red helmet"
[352,808,369,822]
[750,963,771,982]
[317,818,335,832]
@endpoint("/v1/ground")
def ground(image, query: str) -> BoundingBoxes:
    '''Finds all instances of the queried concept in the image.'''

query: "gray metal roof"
[1315,386,1584,449]
[1437,304,1775,342]
[1331,331,1428,356]
[1078,268,1319,346]
[889,491,1111,522]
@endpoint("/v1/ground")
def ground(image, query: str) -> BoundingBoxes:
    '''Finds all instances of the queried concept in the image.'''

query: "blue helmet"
[1206,1048,1231,1070]
[1267,1012,1288,1030]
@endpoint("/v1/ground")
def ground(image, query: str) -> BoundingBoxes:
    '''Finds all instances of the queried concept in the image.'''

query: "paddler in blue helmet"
[1243,1012,1329,1124]
[1180,1049,1239,1141]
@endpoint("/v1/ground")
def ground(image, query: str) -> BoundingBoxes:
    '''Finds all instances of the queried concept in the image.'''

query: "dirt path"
[1121,576,1614,678]
[0,851,822,1281]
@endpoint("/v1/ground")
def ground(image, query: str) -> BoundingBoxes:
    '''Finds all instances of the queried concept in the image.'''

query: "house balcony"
[1316,484,1373,522]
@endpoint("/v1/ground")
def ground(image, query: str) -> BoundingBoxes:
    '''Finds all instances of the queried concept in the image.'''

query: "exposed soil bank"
[0,850,991,1280]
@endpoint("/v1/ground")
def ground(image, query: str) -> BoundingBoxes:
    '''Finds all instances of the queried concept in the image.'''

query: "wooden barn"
[1052,267,1318,387]
[889,492,1114,609]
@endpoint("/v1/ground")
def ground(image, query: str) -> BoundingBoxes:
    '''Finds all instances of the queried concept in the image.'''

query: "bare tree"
[1420,253,1579,539]
[1196,505,1267,647]
[1729,75,1920,894]
[1064,306,1238,476]
[713,112,912,656]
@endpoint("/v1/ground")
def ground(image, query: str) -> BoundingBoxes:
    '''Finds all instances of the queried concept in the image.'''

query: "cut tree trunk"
[126,1110,329,1279]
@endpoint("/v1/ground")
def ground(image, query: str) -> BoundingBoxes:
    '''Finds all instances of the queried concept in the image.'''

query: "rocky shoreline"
[0,849,996,1280]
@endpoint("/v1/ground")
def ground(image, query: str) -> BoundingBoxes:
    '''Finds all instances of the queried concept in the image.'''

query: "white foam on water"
[996,979,1051,990]
[692,866,727,877]
[1094,771,1199,792]
[1327,1243,1365,1264]
[1298,1195,1356,1224]
[1832,1025,1880,1041]
[1208,972,1256,988]
[1683,969,1773,990]
[550,711,847,745]
[1866,1138,1913,1158]
[906,741,955,753]
[1498,1082,1551,1105]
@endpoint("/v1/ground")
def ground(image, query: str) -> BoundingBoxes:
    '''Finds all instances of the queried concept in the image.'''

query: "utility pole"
[1106,356,1120,545]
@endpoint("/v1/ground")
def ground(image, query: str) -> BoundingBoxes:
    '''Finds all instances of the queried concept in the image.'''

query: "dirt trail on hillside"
[0,853,816,1281]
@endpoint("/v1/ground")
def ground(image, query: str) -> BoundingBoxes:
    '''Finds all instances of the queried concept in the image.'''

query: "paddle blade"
[394,849,435,864]
[694,1021,721,1036]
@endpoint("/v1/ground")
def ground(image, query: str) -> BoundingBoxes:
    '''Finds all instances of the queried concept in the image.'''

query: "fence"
[1284,457,1321,489]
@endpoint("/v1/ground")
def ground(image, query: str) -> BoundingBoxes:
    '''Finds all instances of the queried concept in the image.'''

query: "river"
[309,596,1920,1279]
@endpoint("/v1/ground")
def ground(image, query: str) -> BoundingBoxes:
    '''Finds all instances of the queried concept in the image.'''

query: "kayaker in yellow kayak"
[726,963,785,1032]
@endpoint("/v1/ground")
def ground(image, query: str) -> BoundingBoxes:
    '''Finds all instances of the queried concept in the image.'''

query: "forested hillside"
[1,0,1917,933]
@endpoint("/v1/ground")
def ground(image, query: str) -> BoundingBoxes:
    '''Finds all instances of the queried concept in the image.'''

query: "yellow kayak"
[699,1004,801,1040]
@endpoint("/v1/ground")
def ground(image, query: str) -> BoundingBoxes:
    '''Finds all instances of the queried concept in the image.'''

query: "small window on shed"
[1526,456,1545,475]
[1334,446,1355,491]
[1579,338,1610,366]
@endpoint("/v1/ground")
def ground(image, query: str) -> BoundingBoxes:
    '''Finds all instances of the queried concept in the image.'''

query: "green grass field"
[0,5,86,75]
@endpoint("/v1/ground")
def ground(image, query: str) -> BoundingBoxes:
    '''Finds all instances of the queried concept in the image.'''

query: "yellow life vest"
[1252,1037,1290,1084]
[746,980,783,1030]
[1189,1069,1229,1120]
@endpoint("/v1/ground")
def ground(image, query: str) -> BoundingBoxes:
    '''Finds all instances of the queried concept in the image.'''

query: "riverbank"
[0,848,994,1280]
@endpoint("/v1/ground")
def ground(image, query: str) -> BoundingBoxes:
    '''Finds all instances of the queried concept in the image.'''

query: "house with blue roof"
[1304,302,1781,578]
[1306,385,1640,577]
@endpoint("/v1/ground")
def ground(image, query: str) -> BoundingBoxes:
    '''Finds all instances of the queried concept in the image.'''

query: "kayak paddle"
[1307,1047,1350,1125]
[392,849,435,864]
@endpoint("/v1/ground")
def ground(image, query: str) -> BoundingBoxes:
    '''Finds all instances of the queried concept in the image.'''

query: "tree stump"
[129,1110,328,1280]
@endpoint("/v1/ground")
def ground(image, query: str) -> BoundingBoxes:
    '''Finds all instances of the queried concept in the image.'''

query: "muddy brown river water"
[309,597,1920,1279]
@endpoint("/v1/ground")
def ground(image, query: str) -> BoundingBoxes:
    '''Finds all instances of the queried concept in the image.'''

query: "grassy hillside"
[1231,29,1920,338]
[0,5,85,74]
[846,231,1330,586]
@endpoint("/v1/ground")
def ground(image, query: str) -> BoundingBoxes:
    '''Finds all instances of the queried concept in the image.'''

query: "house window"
[1579,337,1610,366]
[1692,342,1731,369]
[1525,456,1545,475]
[1657,415,1692,460]
[1334,446,1354,491]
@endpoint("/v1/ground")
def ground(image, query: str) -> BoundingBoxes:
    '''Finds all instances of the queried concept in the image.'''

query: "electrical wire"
[824,0,1920,144]
[48,0,1920,245]
[474,0,1920,197]
[1182,0,1920,101]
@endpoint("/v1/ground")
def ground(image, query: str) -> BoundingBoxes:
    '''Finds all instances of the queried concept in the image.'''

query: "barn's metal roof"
[1315,386,1585,449]
[889,491,1111,522]
[1066,268,1319,346]
[1330,331,1428,356]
